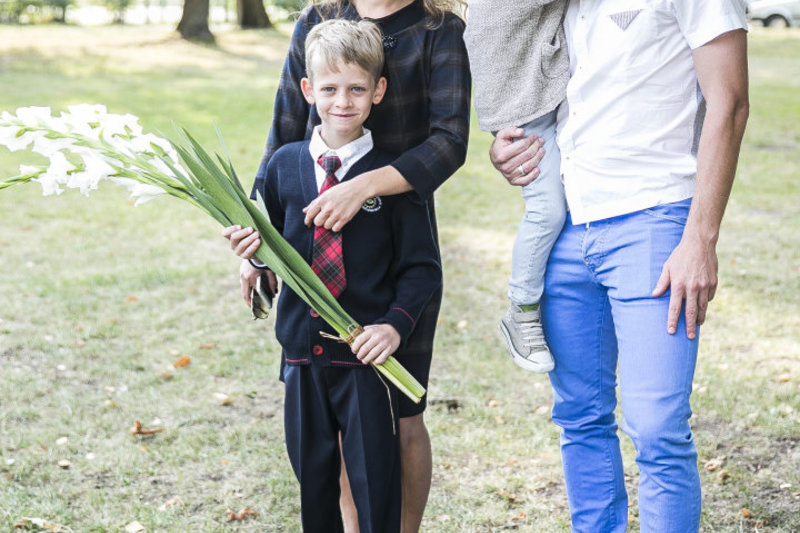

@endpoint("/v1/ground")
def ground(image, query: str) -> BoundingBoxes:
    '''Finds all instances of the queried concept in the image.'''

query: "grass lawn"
[1,23,799,533]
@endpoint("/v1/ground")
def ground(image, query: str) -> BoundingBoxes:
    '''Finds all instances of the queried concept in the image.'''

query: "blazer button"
[310,309,320,318]
[312,345,324,356]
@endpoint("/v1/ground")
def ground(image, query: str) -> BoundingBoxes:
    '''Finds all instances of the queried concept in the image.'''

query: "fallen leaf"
[126,296,138,303]
[125,521,145,533]
[172,356,191,368]
[15,517,70,532]
[487,399,499,407]
[214,393,233,406]
[778,373,791,383]
[703,456,726,471]
[130,420,163,436]
[158,497,181,511]
[716,470,730,483]
[511,511,527,521]
[535,405,550,415]
[75,340,86,348]
[494,415,504,425]
[199,342,217,350]
[226,506,257,522]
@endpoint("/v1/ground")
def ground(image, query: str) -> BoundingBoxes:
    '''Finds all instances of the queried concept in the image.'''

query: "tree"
[238,0,272,28]
[177,0,214,41]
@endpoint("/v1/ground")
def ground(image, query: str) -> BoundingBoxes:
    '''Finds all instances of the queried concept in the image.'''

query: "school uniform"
[263,128,442,533]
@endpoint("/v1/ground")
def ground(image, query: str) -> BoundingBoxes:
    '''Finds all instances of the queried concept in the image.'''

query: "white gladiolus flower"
[15,106,53,127]
[110,177,166,205]
[32,134,76,157]
[3,129,46,152]
[68,151,117,195]
[33,151,74,196]
[20,164,44,177]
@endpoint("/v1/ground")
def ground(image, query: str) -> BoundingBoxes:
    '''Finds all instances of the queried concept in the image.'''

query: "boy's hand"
[351,324,400,365]
[221,224,261,260]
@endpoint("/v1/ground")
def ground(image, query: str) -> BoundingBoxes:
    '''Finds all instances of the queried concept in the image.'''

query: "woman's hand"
[351,324,401,365]
[489,126,546,186]
[303,178,368,232]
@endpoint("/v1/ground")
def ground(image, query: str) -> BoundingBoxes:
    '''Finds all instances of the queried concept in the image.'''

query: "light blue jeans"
[541,198,701,533]
[508,110,567,306]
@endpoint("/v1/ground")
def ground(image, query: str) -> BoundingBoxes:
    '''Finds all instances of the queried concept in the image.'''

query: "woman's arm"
[304,15,472,230]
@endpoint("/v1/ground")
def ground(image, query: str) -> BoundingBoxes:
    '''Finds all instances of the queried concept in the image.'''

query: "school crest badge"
[361,196,382,213]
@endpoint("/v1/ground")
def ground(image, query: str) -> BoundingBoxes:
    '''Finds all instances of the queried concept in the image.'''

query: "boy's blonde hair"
[308,0,466,28]
[305,19,385,82]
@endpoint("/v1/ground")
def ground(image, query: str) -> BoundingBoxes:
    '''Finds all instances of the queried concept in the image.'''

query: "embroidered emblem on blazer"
[361,196,382,212]
[610,10,642,30]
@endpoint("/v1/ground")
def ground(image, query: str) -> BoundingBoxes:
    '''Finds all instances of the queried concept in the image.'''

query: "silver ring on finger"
[517,164,525,176]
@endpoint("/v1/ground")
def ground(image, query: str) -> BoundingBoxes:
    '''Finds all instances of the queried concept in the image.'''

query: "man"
[489,1,749,531]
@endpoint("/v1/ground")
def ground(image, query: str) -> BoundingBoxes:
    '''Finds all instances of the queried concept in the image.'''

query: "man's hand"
[654,29,749,339]
[303,178,366,233]
[489,126,545,186]
[652,235,718,340]
[351,324,401,365]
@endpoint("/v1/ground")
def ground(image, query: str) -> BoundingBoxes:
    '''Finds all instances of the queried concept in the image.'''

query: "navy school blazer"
[261,141,443,367]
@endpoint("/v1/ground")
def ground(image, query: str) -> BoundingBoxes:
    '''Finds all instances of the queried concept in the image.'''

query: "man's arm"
[652,28,749,339]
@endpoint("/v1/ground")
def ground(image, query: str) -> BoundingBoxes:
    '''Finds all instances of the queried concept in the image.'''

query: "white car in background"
[747,0,800,27]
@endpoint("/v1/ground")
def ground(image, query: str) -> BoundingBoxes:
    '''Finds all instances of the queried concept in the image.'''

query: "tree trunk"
[237,0,272,29]
[177,0,214,41]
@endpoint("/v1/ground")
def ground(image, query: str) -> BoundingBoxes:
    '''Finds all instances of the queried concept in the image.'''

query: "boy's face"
[301,59,387,149]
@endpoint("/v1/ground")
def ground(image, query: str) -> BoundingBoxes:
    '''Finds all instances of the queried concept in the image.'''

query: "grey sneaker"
[499,304,554,373]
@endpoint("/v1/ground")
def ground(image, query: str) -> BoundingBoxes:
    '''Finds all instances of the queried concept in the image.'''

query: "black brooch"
[382,35,397,50]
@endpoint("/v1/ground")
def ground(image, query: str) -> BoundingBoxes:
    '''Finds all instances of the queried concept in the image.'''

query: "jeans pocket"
[642,198,691,225]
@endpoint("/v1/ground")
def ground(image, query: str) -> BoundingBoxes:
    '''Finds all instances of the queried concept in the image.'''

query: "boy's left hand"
[352,324,400,365]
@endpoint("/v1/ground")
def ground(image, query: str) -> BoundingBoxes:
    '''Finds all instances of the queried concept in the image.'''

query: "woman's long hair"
[308,0,466,27]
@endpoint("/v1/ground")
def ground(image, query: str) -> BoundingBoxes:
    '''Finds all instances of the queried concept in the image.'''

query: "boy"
[464,1,569,373]
[226,19,442,533]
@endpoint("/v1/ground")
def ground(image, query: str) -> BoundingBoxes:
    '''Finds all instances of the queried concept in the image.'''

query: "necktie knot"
[318,154,341,177]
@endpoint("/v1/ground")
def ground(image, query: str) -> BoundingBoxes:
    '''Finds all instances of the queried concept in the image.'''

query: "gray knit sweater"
[464,0,569,133]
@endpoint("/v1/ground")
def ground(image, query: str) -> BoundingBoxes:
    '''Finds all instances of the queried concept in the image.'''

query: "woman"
[226,1,470,531]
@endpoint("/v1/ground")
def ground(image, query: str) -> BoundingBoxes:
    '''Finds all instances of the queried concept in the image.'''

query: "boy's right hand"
[222,225,273,306]
[221,225,261,260]
[489,126,546,186]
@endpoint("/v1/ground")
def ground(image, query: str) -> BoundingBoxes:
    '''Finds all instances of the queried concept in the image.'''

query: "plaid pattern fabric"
[251,2,470,204]
[311,155,346,297]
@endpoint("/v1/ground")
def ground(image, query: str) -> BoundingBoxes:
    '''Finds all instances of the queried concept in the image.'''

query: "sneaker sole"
[499,322,555,373]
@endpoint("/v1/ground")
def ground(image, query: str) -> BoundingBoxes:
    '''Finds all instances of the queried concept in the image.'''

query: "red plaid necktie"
[312,154,346,297]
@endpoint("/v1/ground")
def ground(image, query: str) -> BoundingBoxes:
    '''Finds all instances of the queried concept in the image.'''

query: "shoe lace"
[517,316,546,349]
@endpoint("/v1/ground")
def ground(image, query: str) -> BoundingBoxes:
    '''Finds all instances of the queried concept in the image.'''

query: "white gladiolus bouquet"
[0,105,425,404]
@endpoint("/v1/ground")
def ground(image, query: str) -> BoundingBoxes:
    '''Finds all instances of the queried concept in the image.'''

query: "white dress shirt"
[557,0,747,224]
[308,126,374,192]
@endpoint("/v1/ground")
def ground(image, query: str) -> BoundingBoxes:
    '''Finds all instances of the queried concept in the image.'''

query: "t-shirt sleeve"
[671,0,748,50]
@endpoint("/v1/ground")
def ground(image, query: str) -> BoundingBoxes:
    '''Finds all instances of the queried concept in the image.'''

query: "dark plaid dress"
[252,0,471,415]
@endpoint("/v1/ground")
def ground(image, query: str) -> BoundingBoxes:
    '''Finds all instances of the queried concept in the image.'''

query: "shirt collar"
[308,126,374,177]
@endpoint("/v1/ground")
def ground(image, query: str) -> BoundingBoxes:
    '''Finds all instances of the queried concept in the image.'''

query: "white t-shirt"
[557,0,747,224]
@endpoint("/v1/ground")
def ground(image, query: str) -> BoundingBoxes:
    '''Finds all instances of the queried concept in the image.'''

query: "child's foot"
[499,304,555,373]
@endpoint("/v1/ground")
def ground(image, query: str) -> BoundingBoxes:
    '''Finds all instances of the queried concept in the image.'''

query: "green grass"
[1,24,800,532]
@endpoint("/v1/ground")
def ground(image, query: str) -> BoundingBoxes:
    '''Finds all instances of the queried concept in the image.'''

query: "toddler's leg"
[501,110,566,373]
